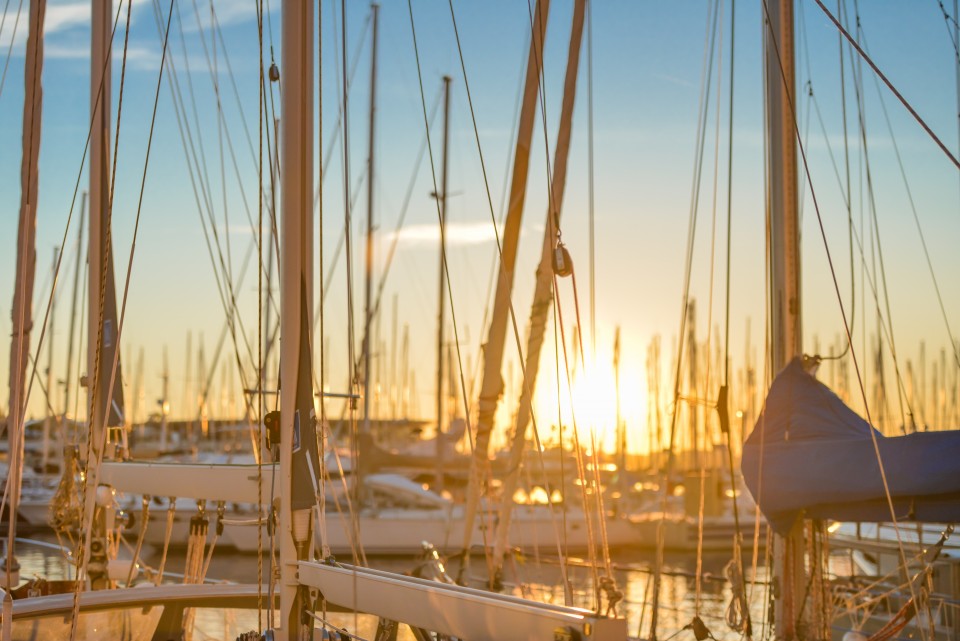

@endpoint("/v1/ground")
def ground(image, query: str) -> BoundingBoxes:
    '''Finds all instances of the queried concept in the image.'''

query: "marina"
[0,0,959,639]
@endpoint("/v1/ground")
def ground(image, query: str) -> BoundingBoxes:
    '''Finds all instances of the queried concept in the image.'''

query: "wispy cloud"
[652,72,697,90]
[45,2,90,34]
[382,221,517,249]
[179,1,264,34]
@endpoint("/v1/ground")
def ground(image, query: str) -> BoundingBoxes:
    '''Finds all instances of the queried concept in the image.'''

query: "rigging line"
[196,240,263,419]
[442,0,532,568]
[209,0,233,291]
[667,0,722,463]
[838,0,856,361]
[471,31,529,400]
[170,3,245,332]
[339,0,365,569]
[720,1,751,633]
[443,12,560,563]
[935,1,960,59]
[805,85,856,359]
[73,0,166,624]
[318,0,329,562]
[650,1,720,637]
[411,0,505,577]
[193,0,280,281]
[694,0,726,614]
[312,12,373,211]
[509,0,585,586]
[862,31,960,375]
[97,0,177,511]
[552,286,601,606]
[159,0,232,310]
[846,14,909,433]
[211,3,257,172]
[0,0,22,100]
[569,270,614,585]
[9,0,46,475]
[188,0,260,248]
[515,0,588,581]
[342,88,444,352]
[315,168,367,393]
[150,0,260,407]
[256,0,264,626]
[552,301,573,601]
[444,2,582,587]
[0,0,12,49]
[811,0,960,171]
[587,0,595,358]
[760,3,930,636]
[840,182,916,423]
[173,0,217,219]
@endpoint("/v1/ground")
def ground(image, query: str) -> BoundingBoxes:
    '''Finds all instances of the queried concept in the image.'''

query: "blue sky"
[1,0,959,451]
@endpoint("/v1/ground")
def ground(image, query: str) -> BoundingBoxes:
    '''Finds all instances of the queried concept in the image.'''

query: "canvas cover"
[742,357,960,534]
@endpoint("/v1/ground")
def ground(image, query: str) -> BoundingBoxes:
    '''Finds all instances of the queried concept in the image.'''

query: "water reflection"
[13,535,769,641]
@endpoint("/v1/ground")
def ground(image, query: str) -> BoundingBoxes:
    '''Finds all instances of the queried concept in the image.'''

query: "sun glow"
[532,356,647,455]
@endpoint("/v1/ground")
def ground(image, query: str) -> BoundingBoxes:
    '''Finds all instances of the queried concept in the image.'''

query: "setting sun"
[532,351,647,455]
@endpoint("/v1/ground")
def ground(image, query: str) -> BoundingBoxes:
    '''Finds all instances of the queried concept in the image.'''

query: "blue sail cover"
[742,357,960,534]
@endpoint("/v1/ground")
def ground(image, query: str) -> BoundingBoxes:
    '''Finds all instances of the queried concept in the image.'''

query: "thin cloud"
[45,2,89,34]
[179,1,266,34]
[384,221,505,248]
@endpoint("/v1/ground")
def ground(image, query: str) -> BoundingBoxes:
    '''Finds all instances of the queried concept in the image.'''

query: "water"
[11,533,770,641]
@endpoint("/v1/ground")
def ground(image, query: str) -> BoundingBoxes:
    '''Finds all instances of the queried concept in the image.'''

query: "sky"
[1,0,959,455]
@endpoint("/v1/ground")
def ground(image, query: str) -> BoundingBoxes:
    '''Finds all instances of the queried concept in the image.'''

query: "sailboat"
[1,0,630,638]
[740,1,960,640]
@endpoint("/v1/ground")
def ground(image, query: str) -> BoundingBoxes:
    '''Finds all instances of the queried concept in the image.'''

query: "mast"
[160,346,169,452]
[63,195,86,427]
[278,0,319,637]
[5,0,46,588]
[42,248,58,475]
[461,0,550,553]
[435,74,452,494]
[362,3,379,437]
[489,0,585,575]
[764,0,804,639]
[88,0,125,440]
[614,326,625,495]
[81,0,124,590]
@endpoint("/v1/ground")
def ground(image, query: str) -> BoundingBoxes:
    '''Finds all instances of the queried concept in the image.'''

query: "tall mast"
[88,0,125,440]
[461,0,550,554]
[278,0,318,638]
[765,0,804,639]
[435,74,452,494]
[489,0,585,575]
[81,0,124,589]
[362,3,379,435]
[160,346,169,452]
[63,195,86,426]
[42,248,58,475]
[614,326,625,493]
[5,0,46,588]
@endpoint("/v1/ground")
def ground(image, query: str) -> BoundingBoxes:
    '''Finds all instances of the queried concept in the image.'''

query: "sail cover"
[742,357,960,534]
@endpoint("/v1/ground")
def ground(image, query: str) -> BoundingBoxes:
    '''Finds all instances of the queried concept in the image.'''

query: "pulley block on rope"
[264,410,281,452]
[552,242,573,277]
[690,616,713,641]
[716,385,730,435]
[269,63,280,83]
[215,501,226,537]
[189,513,209,537]
[116,507,135,530]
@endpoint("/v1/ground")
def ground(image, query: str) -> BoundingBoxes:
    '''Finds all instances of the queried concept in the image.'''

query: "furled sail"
[742,357,960,534]
[290,282,320,511]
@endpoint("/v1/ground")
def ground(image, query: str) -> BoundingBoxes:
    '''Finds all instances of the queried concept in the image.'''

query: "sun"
[532,358,647,455]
